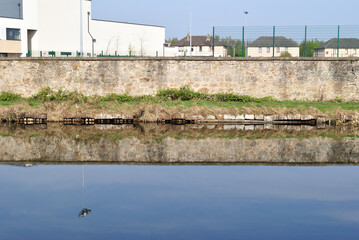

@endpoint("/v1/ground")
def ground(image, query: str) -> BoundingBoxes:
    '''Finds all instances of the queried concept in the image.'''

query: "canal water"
[0,123,358,239]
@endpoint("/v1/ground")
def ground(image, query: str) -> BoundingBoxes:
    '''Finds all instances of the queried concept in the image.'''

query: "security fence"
[213,25,359,57]
[14,25,359,58]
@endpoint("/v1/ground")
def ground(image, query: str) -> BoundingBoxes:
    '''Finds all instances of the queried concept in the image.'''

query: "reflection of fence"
[213,25,359,57]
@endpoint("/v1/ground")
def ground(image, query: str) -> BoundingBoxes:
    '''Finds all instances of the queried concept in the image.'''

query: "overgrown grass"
[0,87,358,113]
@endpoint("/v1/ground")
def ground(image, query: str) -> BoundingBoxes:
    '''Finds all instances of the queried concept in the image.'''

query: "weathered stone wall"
[0,135,358,164]
[1,57,359,101]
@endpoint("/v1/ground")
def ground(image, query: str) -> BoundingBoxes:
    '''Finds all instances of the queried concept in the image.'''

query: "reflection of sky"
[0,165,358,240]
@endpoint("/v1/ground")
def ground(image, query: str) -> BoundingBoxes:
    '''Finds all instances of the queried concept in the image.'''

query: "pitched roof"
[314,38,359,49]
[248,36,298,47]
[171,35,223,47]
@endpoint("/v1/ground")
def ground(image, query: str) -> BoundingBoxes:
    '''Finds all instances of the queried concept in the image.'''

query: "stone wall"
[1,57,359,101]
[0,135,358,164]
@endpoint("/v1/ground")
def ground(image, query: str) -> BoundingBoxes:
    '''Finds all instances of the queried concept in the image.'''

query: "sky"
[92,0,359,39]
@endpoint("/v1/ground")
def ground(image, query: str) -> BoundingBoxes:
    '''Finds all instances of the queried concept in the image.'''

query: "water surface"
[0,165,358,240]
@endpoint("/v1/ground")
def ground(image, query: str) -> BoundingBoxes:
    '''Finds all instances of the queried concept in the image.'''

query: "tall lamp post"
[78,166,92,218]
[243,11,249,57]
[189,0,192,57]
[244,11,249,26]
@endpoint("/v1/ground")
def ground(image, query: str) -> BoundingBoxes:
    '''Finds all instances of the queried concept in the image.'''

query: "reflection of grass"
[0,123,359,143]
[0,133,12,137]
[0,101,15,106]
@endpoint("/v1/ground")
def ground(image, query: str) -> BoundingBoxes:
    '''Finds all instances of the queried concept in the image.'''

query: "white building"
[247,36,299,57]
[0,0,165,57]
[314,38,359,57]
[165,35,227,57]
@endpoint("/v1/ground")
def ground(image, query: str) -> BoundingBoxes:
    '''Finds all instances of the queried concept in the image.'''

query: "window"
[191,47,194,52]
[345,49,348,55]
[0,53,8,57]
[199,46,202,52]
[258,47,262,53]
[267,47,270,53]
[276,47,280,53]
[285,47,288,52]
[6,28,21,40]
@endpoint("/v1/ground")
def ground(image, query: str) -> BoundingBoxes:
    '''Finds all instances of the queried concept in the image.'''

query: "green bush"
[30,88,86,102]
[0,92,22,101]
[157,86,207,101]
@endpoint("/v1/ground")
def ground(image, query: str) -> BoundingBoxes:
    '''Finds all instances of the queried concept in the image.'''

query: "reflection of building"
[0,0,165,57]
[247,36,299,57]
[314,38,359,57]
[165,35,227,57]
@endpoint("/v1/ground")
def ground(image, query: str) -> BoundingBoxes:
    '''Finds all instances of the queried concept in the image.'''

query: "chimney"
[186,34,190,42]
[206,34,211,41]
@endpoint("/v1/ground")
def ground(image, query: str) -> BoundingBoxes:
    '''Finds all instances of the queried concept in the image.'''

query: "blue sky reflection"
[0,165,358,240]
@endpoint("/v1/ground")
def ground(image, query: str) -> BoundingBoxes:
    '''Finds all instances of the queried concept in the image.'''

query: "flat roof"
[92,18,165,28]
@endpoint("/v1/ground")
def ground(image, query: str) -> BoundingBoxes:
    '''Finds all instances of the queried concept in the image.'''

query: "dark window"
[199,46,202,52]
[6,28,21,40]
[0,53,8,57]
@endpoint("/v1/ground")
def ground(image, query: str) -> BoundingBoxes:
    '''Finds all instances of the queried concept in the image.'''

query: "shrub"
[0,92,22,101]
[157,86,207,101]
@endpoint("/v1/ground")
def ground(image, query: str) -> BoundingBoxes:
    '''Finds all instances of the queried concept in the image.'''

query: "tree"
[167,37,178,44]
[300,39,324,57]
[218,36,243,57]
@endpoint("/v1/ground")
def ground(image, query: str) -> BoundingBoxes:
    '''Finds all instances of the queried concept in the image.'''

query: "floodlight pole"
[190,0,192,57]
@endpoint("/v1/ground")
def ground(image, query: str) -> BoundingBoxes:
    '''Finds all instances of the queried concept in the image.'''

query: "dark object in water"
[78,208,92,218]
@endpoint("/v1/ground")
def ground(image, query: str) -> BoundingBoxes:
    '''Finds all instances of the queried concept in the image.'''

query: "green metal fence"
[213,25,359,57]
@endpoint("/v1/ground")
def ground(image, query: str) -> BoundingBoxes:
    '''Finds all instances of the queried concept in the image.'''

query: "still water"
[1,165,359,240]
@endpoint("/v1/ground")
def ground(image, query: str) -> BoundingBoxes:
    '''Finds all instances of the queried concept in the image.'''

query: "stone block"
[245,114,255,120]
[277,115,288,121]
[224,125,236,130]
[255,115,264,120]
[301,125,314,131]
[255,125,264,130]
[264,124,274,130]
[317,117,327,124]
[206,115,216,120]
[224,114,236,120]
[245,125,255,131]
[301,115,315,121]
[236,115,245,120]
[236,125,245,130]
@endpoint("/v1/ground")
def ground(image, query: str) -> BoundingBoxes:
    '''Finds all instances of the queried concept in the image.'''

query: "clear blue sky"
[94,0,358,39]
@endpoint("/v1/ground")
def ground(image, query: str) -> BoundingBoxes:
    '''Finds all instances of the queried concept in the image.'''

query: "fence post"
[212,27,215,57]
[242,26,245,57]
[337,25,340,57]
[272,26,276,57]
[304,26,307,57]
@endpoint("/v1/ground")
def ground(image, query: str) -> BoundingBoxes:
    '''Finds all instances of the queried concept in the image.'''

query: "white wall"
[88,20,165,56]
[1,0,165,57]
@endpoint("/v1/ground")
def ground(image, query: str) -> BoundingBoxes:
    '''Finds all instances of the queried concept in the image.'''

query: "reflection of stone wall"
[0,58,359,101]
[0,136,358,164]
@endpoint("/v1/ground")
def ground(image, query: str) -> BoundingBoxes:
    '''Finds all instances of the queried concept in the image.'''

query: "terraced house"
[0,0,165,57]
[314,38,359,57]
[247,36,299,57]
